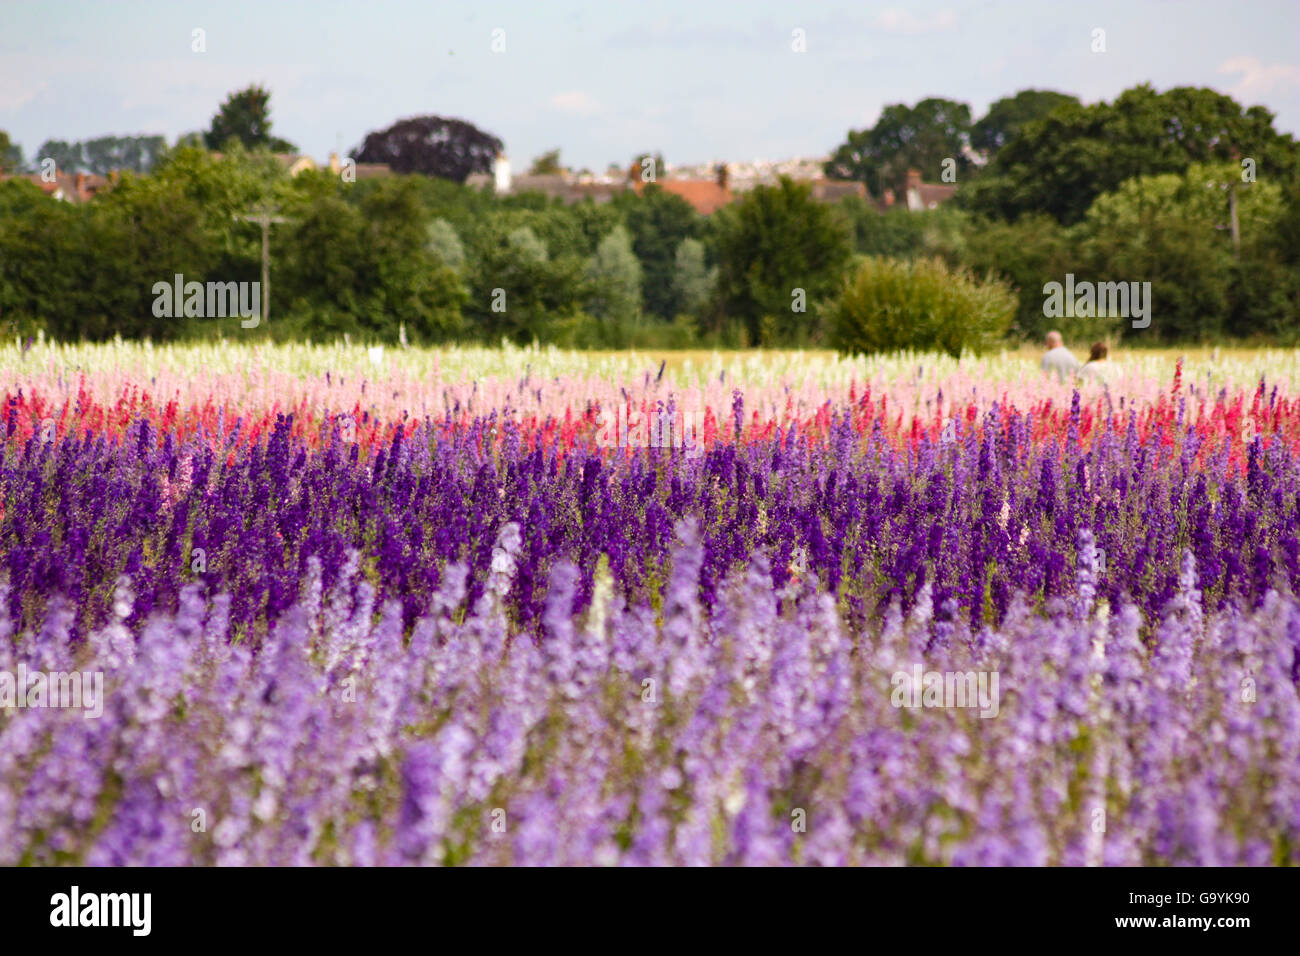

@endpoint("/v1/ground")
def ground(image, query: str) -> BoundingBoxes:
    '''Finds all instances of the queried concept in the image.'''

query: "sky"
[2,0,1298,171]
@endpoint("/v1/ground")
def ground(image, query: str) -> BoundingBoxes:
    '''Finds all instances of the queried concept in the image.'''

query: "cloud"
[0,79,48,112]
[0,54,55,111]
[874,8,958,36]
[1217,56,1300,99]
[549,90,603,115]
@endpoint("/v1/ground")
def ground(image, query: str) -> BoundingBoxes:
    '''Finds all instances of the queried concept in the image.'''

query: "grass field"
[6,337,1299,387]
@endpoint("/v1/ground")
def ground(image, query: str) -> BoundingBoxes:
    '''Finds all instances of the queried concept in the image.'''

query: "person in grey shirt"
[1040,330,1081,382]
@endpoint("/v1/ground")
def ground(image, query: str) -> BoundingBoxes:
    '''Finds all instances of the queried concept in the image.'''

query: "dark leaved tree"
[352,116,503,183]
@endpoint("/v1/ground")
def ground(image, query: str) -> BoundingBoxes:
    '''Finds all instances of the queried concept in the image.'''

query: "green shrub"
[960,213,1074,340]
[828,256,1016,357]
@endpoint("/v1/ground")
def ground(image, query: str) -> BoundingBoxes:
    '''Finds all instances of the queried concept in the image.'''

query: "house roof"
[272,154,317,175]
[469,172,631,204]
[808,179,867,202]
[0,171,110,203]
[915,182,957,207]
[509,173,572,196]
[902,167,956,210]
[875,171,958,213]
[635,179,734,215]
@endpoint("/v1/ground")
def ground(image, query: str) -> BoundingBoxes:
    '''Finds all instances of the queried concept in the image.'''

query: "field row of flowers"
[7,338,1300,437]
[7,345,1300,471]
[2,341,1298,865]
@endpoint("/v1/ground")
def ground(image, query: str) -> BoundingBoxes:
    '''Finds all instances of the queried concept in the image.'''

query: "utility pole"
[1226,146,1244,259]
[1228,182,1241,258]
[235,203,287,326]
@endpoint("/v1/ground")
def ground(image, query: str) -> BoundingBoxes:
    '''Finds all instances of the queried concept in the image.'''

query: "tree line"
[1,83,1297,348]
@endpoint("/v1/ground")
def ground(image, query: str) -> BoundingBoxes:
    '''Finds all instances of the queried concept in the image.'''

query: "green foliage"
[507,226,549,264]
[838,197,924,257]
[541,312,698,349]
[464,225,584,344]
[5,80,1299,350]
[352,178,467,341]
[280,194,370,332]
[713,177,851,345]
[673,238,714,316]
[960,214,1076,340]
[825,98,973,196]
[1071,163,1277,342]
[970,89,1079,155]
[205,85,295,152]
[528,149,563,175]
[278,178,467,343]
[0,179,87,337]
[34,135,167,175]
[485,200,596,258]
[426,218,466,272]
[585,225,642,323]
[86,135,169,175]
[82,171,216,339]
[1083,162,1281,239]
[568,201,626,258]
[612,185,700,318]
[958,159,1295,344]
[1227,255,1300,343]
[962,84,1300,225]
[0,130,23,173]
[828,256,1016,357]
[32,140,83,175]
[836,198,968,263]
[1275,183,1300,265]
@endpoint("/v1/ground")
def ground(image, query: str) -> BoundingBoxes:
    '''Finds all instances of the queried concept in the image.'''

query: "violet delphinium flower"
[3,376,1300,866]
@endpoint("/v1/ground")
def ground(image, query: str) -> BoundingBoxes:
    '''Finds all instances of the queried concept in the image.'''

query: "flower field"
[3,340,1300,865]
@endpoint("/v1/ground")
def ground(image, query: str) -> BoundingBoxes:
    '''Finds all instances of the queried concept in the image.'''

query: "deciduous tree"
[825,98,973,197]
[353,116,503,183]
[205,85,296,152]
[713,177,851,344]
